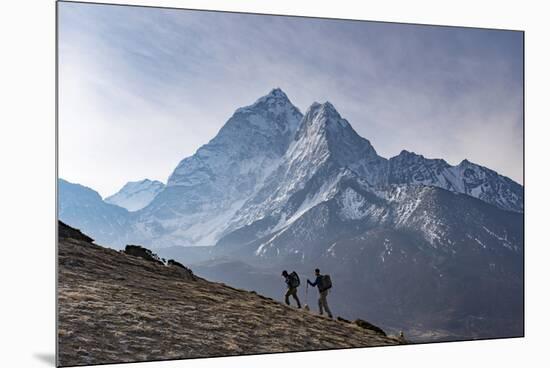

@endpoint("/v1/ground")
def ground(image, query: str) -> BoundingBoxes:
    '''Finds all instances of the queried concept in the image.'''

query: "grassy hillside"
[57,222,403,366]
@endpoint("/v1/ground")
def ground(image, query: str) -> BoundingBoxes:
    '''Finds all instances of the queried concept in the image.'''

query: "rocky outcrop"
[124,244,164,265]
[353,319,387,336]
[58,221,94,243]
[167,259,196,281]
[336,317,387,337]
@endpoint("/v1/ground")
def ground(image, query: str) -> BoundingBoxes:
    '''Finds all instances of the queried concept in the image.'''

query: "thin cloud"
[58,3,524,197]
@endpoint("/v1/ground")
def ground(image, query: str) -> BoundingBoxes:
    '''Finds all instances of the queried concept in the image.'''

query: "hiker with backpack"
[281,270,302,308]
[307,268,333,318]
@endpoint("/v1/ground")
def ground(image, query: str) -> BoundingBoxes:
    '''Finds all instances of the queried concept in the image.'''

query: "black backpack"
[319,274,332,291]
[289,271,300,288]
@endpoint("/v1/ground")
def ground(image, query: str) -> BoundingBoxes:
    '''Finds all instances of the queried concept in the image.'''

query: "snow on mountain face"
[167,88,302,188]
[105,179,165,212]
[220,102,388,238]
[214,97,522,258]
[246,172,522,262]
[451,159,523,212]
[338,187,370,220]
[291,102,387,186]
[132,88,304,246]
[59,88,523,251]
[388,150,451,188]
[388,151,523,212]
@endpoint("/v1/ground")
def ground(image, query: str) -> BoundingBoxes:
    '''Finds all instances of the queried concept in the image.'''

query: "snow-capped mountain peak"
[137,89,305,246]
[105,179,165,212]
[167,88,303,188]
[232,88,302,131]
[60,88,523,250]
[300,101,350,132]
[292,101,386,186]
[257,87,289,103]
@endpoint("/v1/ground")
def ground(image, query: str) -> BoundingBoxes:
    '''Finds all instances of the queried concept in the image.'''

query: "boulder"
[124,245,164,265]
[353,319,387,336]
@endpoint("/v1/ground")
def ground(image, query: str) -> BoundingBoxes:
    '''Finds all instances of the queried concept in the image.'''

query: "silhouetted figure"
[281,270,301,308]
[307,268,333,318]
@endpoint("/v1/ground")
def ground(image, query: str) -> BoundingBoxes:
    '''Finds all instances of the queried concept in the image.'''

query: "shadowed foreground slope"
[57,222,403,367]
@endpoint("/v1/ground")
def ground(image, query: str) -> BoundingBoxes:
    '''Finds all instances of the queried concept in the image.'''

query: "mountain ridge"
[59,88,522,248]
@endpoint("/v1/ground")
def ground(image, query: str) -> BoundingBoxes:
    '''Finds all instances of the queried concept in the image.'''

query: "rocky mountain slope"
[57,222,403,367]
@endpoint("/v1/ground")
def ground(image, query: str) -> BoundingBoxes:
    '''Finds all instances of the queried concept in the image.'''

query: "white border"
[1,1,548,367]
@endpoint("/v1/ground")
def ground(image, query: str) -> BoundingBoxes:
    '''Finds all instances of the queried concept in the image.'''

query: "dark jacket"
[307,275,323,291]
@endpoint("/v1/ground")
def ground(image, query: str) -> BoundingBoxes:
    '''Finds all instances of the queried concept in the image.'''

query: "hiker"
[307,268,333,318]
[281,270,301,308]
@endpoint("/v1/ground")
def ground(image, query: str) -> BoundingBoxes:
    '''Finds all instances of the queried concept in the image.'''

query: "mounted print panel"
[57,1,524,366]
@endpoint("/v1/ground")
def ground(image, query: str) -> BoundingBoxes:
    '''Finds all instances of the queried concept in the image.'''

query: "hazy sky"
[58,2,524,197]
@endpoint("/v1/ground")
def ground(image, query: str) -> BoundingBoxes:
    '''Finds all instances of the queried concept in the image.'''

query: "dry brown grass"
[58,237,403,366]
